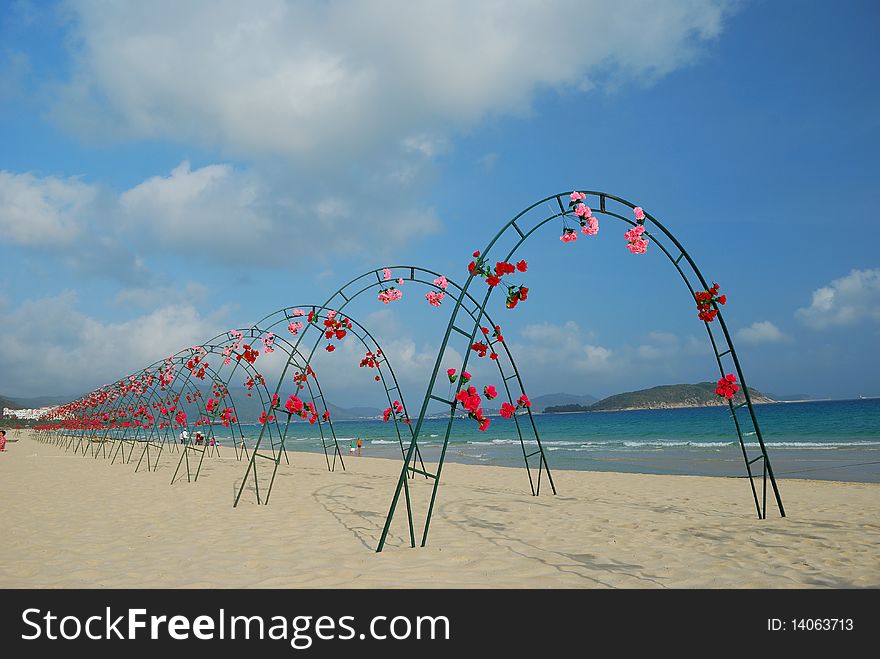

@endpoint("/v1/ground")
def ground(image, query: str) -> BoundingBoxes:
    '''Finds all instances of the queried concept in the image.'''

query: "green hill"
[587,382,771,411]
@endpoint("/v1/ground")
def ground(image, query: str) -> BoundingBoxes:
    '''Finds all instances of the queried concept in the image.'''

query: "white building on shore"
[2,406,58,420]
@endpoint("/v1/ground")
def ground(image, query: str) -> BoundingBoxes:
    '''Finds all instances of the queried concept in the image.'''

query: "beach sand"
[1,431,878,588]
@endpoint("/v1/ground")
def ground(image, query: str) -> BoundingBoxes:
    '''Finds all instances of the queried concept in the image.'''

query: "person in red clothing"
[0,430,7,452]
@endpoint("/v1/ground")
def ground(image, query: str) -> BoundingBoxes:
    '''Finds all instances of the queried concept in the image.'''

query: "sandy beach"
[1,431,878,588]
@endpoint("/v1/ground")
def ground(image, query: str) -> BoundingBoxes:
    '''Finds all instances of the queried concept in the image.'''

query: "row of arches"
[35,190,785,553]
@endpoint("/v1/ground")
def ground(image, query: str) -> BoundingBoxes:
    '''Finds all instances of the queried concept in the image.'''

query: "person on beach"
[357,436,363,456]
[209,436,215,447]
[180,429,189,445]
[350,439,356,455]
[194,431,203,445]
[0,430,6,452]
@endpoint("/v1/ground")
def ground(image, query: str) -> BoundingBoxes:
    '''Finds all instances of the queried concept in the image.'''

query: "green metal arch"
[377,190,786,552]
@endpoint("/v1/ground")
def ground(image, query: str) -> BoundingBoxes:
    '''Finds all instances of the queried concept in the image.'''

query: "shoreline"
[1,431,878,588]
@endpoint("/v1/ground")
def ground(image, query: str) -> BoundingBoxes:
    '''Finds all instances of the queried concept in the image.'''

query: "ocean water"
[227,398,880,482]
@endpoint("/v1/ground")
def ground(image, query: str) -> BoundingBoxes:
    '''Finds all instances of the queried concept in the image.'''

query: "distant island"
[544,382,772,413]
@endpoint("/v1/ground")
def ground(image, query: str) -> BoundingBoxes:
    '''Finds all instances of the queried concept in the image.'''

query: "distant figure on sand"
[209,436,216,447]
[357,437,363,456]
[0,430,6,452]
[194,431,204,445]
[180,429,189,445]
[350,439,356,455]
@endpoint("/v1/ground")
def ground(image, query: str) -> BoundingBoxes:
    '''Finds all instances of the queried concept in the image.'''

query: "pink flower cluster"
[260,332,275,354]
[624,225,649,254]
[378,287,403,304]
[425,291,445,306]
[287,321,304,335]
[433,275,448,289]
[560,227,578,243]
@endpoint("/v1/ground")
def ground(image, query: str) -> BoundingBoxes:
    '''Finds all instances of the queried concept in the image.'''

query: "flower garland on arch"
[244,373,265,397]
[292,365,315,390]
[468,252,529,309]
[360,350,384,381]
[383,399,410,424]
[426,275,449,307]
[560,192,599,243]
[318,309,353,352]
[378,268,405,304]
[695,283,726,322]
[284,394,319,424]
[715,374,740,400]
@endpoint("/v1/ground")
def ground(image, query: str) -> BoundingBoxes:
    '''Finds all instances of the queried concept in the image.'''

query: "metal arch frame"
[99,355,224,469]
[166,325,345,498]
[236,267,552,513]
[163,334,289,485]
[234,306,422,512]
[90,361,203,467]
[377,190,786,552]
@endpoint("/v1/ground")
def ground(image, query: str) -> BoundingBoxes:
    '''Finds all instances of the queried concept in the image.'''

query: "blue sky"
[1,0,878,404]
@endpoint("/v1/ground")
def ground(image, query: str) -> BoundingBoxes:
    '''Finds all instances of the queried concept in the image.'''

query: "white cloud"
[1,161,441,268]
[114,281,209,310]
[53,0,733,159]
[796,269,880,329]
[0,170,94,246]
[515,321,613,373]
[0,292,227,396]
[119,161,274,250]
[736,321,787,344]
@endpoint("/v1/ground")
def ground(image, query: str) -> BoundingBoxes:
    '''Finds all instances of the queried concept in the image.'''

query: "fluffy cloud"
[514,321,613,373]
[54,0,732,159]
[0,161,441,265]
[735,321,787,344]
[796,269,880,329]
[0,170,94,246]
[0,292,228,397]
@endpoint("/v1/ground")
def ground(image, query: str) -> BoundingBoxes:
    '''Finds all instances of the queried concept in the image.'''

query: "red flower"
[516,260,528,272]
[473,251,480,258]
[486,275,501,287]
[499,402,516,418]
[695,284,726,322]
[326,345,336,352]
[470,342,489,357]
[715,374,740,400]
[517,394,531,408]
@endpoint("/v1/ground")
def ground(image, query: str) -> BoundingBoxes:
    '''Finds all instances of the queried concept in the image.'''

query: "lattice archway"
[376,190,786,552]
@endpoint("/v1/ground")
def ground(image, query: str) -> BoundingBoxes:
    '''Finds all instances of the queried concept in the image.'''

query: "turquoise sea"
[229,398,880,482]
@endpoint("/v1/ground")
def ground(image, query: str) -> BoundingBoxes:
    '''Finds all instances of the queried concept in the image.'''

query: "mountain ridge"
[545,382,772,413]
